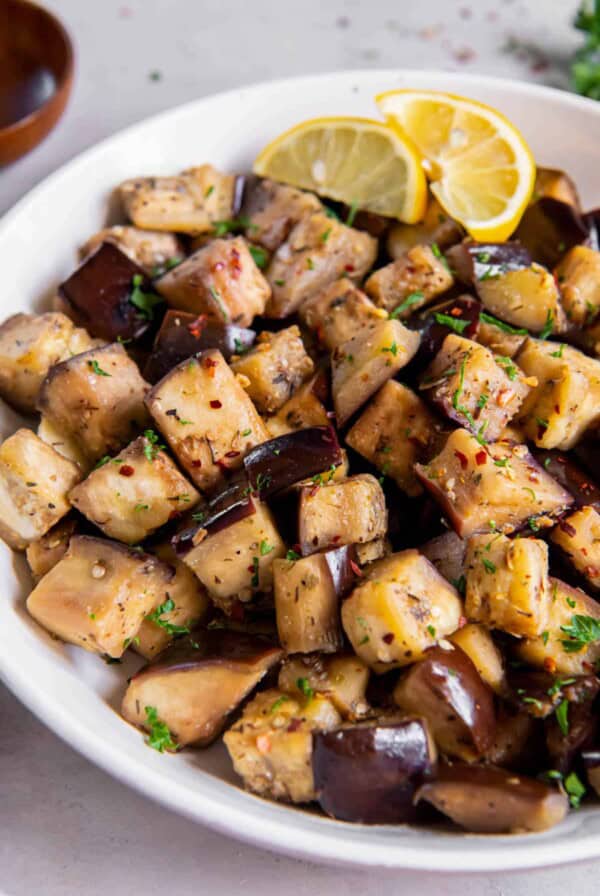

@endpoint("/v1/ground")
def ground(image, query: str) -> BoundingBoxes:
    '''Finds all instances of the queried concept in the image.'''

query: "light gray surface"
[0,1,595,894]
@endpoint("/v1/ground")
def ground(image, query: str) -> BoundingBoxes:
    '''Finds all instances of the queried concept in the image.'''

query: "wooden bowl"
[0,0,74,165]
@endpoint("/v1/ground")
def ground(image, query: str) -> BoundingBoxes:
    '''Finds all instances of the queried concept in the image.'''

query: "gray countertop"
[0,1,595,893]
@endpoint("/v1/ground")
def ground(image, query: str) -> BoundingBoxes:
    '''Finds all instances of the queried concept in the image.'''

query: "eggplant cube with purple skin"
[265,375,329,437]
[346,380,440,497]
[415,428,573,538]
[79,225,184,276]
[551,505,600,592]
[223,688,341,803]
[26,535,174,658]
[298,474,387,556]
[273,545,357,654]
[342,549,463,671]
[393,643,496,761]
[420,334,532,442]
[331,318,420,425]
[365,244,454,316]
[278,653,370,719]
[37,343,150,464]
[300,278,386,351]
[119,164,237,234]
[180,499,285,611]
[0,429,82,550]
[231,325,314,414]
[243,426,343,499]
[465,533,550,638]
[25,516,78,582]
[122,629,283,749]
[265,211,377,318]
[313,715,437,824]
[156,237,270,327]
[146,349,269,493]
[240,176,323,252]
[69,434,201,544]
[475,265,565,335]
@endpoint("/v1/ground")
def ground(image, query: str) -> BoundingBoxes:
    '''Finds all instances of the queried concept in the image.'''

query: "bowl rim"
[2,68,600,873]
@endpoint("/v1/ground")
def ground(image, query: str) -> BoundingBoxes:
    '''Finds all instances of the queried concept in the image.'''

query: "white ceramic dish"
[2,69,600,872]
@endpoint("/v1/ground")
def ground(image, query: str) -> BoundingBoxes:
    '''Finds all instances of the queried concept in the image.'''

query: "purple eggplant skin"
[243,426,343,499]
[313,715,437,824]
[323,543,359,597]
[172,490,255,556]
[406,294,481,375]
[136,626,281,675]
[446,241,532,285]
[514,198,589,269]
[59,241,155,343]
[508,669,600,719]
[533,450,600,512]
[143,310,256,383]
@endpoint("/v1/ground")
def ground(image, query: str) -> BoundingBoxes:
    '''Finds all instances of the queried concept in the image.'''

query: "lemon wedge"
[376,90,536,241]
[253,116,427,223]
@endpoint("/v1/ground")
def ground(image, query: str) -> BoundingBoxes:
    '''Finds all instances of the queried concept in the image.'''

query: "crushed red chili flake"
[382,632,395,644]
[450,306,462,317]
[230,247,242,278]
[544,657,557,674]
[119,465,135,477]
[475,450,487,466]
[210,399,222,409]
[203,356,217,369]
[454,450,468,469]
[287,718,302,733]
[344,264,355,272]
[224,450,241,459]
[350,560,363,577]
[191,459,203,468]
[331,535,341,543]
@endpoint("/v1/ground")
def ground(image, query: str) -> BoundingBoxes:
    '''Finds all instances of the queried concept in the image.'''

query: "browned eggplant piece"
[122,629,283,748]
[265,373,330,437]
[26,516,78,581]
[58,242,159,343]
[273,545,357,654]
[485,706,540,771]
[393,643,495,761]
[298,474,386,556]
[514,198,588,269]
[545,684,600,775]
[79,225,184,276]
[420,333,532,442]
[313,715,437,824]
[585,207,600,251]
[365,244,454,317]
[533,450,600,511]
[342,550,463,670]
[447,241,532,285]
[223,688,341,803]
[415,428,573,538]
[535,167,581,209]
[299,279,386,351]
[420,530,466,587]
[582,750,600,797]
[449,623,506,695]
[415,762,568,833]
[508,670,599,719]
[231,326,314,414]
[407,294,481,372]
[555,245,600,325]
[243,426,342,500]
[239,176,323,251]
[278,653,370,718]
[143,309,255,383]
[171,476,254,553]
[551,506,600,592]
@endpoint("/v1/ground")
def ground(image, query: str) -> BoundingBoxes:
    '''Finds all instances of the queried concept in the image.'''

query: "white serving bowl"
[1,69,600,872]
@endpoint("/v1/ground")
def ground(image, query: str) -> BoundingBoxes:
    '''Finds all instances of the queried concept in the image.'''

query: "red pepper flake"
[210,399,222,409]
[454,450,468,470]
[119,464,135,477]
[344,264,355,273]
[350,560,363,577]
[187,315,208,338]
[450,306,462,317]
[382,632,395,644]
[202,356,218,370]
[475,450,487,466]
[191,459,202,468]
[224,450,241,459]
[331,535,341,543]
[230,247,242,278]
[543,657,557,674]
[287,719,302,733]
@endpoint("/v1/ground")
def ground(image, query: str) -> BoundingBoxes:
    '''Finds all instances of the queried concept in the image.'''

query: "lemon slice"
[376,90,535,241]
[253,116,427,223]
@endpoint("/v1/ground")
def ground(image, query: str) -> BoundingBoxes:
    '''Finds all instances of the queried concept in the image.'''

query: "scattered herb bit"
[249,245,268,269]
[212,216,251,237]
[544,457,552,469]
[560,614,600,652]
[320,227,332,243]
[250,556,260,588]
[522,696,544,711]
[274,279,286,287]
[209,285,229,320]
[145,705,178,753]
[427,624,436,638]
[345,201,359,227]
[523,487,537,501]
[192,510,206,523]
[149,70,162,82]
[477,393,489,409]
[255,472,272,493]
[94,455,112,469]
[539,310,555,340]
[535,416,549,431]
[259,539,273,556]
[555,700,570,735]
[241,428,252,437]
[324,206,340,221]
[286,549,301,561]
[306,257,315,270]
[431,242,450,272]
[528,516,540,532]
[88,612,96,620]
[88,359,111,377]
[296,677,315,700]
[451,575,466,595]
[130,274,164,320]
[145,596,190,636]
[205,184,215,198]
[566,596,577,609]
[433,312,470,334]
[357,615,370,644]
[270,695,290,714]
[381,341,398,356]
[479,312,528,335]
[496,355,518,380]
[542,630,550,645]
[493,457,510,467]
[390,291,424,318]
[134,503,149,512]
[143,429,164,462]
[123,636,140,649]
[551,343,566,358]
[482,558,497,574]
[476,251,491,263]
[564,770,586,808]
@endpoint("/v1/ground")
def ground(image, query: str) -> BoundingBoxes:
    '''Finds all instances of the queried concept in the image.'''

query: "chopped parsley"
[259,539,273,556]
[241,428,252,437]
[345,201,359,227]
[541,630,550,645]
[390,291,424,318]
[381,342,398,356]
[451,574,466,595]
[145,596,190,636]
[143,429,164,462]
[270,695,290,713]
[249,245,268,269]
[234,338,250,355]
[555,700,569,736]
[250,556,260,588]
[320,227,332,243]
[564,770,586,809]
[145,705,178,753]
[551,343,565,358]
[212,216,251,237]
[306,257,315,270]
[209,285,229,320]
[87,359,111,377]
[427,624,436,638]
[296,677,314,700]
[433,312,470,334]
[477,393,489,409]
[539,310,555,340]
[286,549,301,561]
[431,242,450,272]
[496,355,518,380]
[134,503,149,512]
[204,184,215,198]
[130,274,164,320]
[482,558,497,574]
[560,614,600,653]
[479,311,528,335]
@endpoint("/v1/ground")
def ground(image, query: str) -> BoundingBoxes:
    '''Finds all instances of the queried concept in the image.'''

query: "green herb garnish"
[433,312,470,334]
[88,359,111,377]
[390,291,424,318]
[560,614,600,652]
[130,274,164,320]
[144,705,178,753]
[249,245,268,269]
[479,311,528,335]
[296,677,314,700]
[145,596,190,636]
[539,310,555,340]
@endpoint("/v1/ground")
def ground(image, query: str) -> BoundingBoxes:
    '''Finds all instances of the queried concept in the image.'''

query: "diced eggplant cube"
[278,653,369,719]
[240,177,322,251]
[342,549,463,670]
[59,242,156,342]
[265,374,329,437]
[346,380,440,496]
[143,309,255,383]
[465,532,549,638]
[265,212,377,318]
[331,318,420,425]
[26,516,78,581]
[551,505,600,592]
[156,237,270,326]
[449,622,506,695]
[0,311,96,414]
[516,338,600,449]
[299,278,386,350]
[181,498,285,610]
[146,349,268,493]
[393,643,495,761]
[119,164,236,234]
[298,474,386,555]
[415,428,573,538]
[223,688,341,803]
[313,715,437,823]
[37,415,89,471]
[123,630,282,748]
[415,762,568,834]
[38,343,150,464]
[0,429,81,550]
[26,535,174,657]
[555,245,600,325]
[70,434,200,544]
[476,264,565,335]
[273,545,357,654]
[517,577,600,675]
[364,244,453,316]
[79,225,184,276]
[231,325,314,414]
[421,334,532,441]
[244,426,342,499]
[447,241,532,285]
